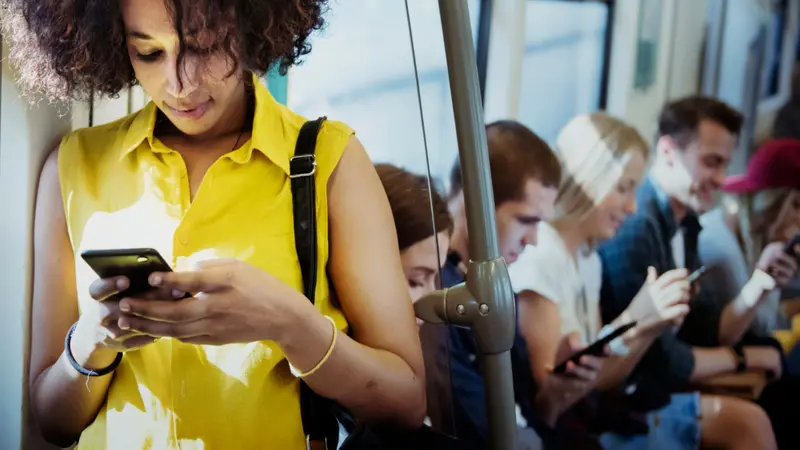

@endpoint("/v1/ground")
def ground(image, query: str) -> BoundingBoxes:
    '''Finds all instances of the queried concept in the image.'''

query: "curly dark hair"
[0,0,328,101]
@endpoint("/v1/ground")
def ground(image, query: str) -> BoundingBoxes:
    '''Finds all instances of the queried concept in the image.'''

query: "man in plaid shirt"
[597,96,779,449]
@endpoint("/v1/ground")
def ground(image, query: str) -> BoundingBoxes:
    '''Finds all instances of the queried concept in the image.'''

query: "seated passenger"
[699,138,800,336]
[14,1,426,448]
[598,96,777,449]
[508,113,694,443]
[376,163,452,312]
[698,138,800,449]
[442,120,607,449]
[375,163,457,433]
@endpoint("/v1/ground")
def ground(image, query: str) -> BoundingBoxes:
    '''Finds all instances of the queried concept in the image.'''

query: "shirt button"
[179,235,189,245]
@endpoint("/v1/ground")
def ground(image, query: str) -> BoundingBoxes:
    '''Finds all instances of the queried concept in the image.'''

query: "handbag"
[289,118,477,450]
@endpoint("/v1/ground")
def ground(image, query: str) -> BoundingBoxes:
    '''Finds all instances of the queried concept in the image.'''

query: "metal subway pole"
[415,1,518,449]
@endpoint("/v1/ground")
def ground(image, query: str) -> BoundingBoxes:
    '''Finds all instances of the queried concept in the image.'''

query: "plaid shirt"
[597,177,721,410]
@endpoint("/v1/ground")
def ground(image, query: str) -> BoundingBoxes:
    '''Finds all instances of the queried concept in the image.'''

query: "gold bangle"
[290,315,338,378]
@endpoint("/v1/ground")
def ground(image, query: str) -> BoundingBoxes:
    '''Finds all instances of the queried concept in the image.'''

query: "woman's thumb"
[647,266,658,283]
[567,332,582,350]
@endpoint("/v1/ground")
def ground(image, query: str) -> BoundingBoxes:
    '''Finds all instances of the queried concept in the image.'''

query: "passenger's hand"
[624,267,691,333]
[71,276,184,367]
[743,346,783,381]
[536,333,606,425]
[757,242,797,288]
[116,259,308,346]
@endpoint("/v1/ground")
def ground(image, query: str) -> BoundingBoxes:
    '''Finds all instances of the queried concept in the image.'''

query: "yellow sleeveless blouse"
[58,76,353,449]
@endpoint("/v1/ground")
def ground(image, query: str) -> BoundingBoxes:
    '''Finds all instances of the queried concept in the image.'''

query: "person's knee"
[705,396,776,450]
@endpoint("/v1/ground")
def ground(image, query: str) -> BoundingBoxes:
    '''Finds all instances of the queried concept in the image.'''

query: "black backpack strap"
[290,117,339,450]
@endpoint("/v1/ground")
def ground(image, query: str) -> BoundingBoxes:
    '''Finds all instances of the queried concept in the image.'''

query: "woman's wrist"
[612,310,645,343]
[731,270,775,314]
[275,296,335,373]
[749,269,776,292]
[68,320,119,371]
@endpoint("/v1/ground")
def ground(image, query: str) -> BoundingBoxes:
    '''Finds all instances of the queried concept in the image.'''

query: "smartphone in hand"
[553,322,636,374]
[686,266,710,285]
[784,232,800,258]
[81,248,183,298]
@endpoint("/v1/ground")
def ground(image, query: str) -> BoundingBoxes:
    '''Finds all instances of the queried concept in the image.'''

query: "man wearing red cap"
[598,96,780,449]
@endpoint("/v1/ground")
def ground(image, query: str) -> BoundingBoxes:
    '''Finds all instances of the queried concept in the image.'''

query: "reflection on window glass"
[288,0,480,190]
[517,1,608,144]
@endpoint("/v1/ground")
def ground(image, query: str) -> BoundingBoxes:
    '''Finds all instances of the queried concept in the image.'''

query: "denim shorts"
[598,392,701,450]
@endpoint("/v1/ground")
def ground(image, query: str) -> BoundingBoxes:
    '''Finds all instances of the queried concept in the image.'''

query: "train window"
[288,0,480,187]
[761,0,789,100]
[516,0,610,143]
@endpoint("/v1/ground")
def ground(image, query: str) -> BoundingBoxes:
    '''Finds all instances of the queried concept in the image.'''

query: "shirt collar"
[119,101,157,159]
[119,74,293,175]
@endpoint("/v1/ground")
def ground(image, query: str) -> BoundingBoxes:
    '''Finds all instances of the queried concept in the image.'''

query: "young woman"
[7,1,426,448]
[375,164,452,309]
[699,138,800,337]
[508,112,776,449]
[698,138,800,450]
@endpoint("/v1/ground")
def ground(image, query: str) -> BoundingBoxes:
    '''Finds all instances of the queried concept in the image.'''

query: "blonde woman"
[508,113,774,449]
[699,138,800,337]
[508,113,691,439]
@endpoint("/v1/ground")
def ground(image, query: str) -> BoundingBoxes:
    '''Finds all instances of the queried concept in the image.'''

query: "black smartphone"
[81,248,177,298]
[553,321,637,374]
[686,266,709,285]
[784,232,800,258]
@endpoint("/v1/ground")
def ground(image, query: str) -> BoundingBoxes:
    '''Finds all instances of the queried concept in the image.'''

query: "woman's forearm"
[719,271,774,345]
[595,312,659,390]
[595,332,656,390]
[31,328,118,446]
[278,301,425,428]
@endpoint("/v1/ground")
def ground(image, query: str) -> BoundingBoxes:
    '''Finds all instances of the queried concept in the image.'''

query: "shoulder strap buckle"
[306,435,329,450]
[290,154,317,178]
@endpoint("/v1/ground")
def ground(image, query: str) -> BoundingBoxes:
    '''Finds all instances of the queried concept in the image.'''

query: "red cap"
[722,138,800,193]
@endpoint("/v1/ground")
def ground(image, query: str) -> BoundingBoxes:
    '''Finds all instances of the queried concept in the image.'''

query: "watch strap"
[732,344,747,373]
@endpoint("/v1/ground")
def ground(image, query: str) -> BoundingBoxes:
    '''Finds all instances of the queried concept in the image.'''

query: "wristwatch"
[731,344,747,373]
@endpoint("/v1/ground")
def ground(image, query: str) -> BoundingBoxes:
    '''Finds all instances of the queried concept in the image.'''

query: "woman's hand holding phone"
[70,276,185,368]
[114,258,315,347]
[757,242,798,288]
[624,267,691,334]
[535,332,606,425]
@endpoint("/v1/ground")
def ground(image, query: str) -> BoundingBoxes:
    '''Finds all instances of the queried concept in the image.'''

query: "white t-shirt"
[508,222,603,346]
